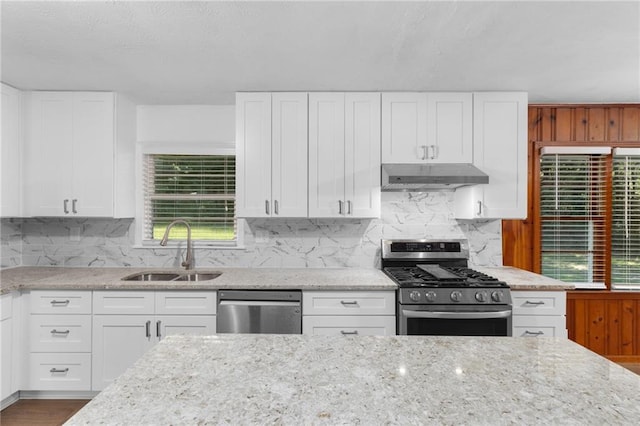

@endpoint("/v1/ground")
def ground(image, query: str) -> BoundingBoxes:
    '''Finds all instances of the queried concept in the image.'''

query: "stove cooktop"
[384,265,509,289]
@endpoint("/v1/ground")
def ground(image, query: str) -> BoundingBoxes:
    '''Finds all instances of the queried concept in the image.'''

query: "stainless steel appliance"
[382,239,512,336]
[216,290,302,334]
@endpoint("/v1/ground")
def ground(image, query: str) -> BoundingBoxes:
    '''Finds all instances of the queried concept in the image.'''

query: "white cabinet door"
[71,92,115,217]
[0,314,12,400]
[1,84,23,217]
[24,91,116,217]
[308,93,346,217]
[345,93,381,218]
[428,92,473,163]
[91,315,155,391]
[455,92,528,219]
[236,92,272,217]
[271,93,308,217]
[156,315,216,340]
[24,92,74,216]
[381,93,428,163]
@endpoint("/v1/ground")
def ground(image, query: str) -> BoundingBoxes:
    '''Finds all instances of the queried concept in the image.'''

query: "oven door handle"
[402,309,512,319]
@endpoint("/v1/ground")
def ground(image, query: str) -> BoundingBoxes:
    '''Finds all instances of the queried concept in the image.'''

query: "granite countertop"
[0,266,397,294]
[66,334,640,425]
[473,265,575,291]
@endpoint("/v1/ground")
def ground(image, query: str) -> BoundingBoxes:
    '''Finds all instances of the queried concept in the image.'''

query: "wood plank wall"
[503,105,640,361]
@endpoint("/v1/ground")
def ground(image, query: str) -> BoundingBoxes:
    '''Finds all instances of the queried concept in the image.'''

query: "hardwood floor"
[0,399,89,426]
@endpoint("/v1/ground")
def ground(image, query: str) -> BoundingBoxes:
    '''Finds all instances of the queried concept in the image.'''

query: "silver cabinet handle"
[50,368,69,373]
[340,300,359,306]
[421,145,428,160]
[402,309,512,319]
[340,330,359,335]
[72,199,78,214]
[524,330,545,336]
[524,300,545,306]
[63,199,69,214]
[338,200,344,215]
[265,200,270,215]
[50,299,70,306]
[274,200,279,215]
[156,320,161,339]
[477,201,483,216]
[347,200,352,215]
[51,329,70,335]
[145,320,151,338]
[430,145,438,159]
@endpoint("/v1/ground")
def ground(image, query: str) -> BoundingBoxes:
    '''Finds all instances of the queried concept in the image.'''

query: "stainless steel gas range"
[382,239,513,336]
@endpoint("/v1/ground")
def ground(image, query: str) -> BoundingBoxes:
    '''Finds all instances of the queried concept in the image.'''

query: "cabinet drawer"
[511,291,566,316]
[303,315,396,336]
[1,293,12,320]
[93,291,154,314]
[30,290,92,314]
[512,315,567,338]
[155,291,216,315]
[303,291,395,315]
[27,353,91,391]
[30,314,92,352]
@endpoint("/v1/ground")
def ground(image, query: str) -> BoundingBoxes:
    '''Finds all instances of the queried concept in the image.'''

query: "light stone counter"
[66,334,639,425]
[472,265,575,291]
[0,266,396,294]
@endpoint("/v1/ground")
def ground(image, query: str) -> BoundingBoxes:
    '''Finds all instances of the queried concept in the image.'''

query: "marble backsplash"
[1,192,503,269]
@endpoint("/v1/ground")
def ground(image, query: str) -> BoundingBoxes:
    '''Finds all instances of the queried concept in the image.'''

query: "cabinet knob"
[476,201,483,216]
[63,199,70,214]
[265,200,270,215]
[338,200,344,215]
[72,199,78,214]
[274,200,279,215]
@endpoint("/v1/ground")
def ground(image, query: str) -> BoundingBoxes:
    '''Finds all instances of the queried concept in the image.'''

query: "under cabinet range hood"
[381,163,489,191]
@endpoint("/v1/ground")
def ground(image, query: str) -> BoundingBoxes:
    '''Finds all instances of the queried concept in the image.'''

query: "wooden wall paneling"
[541,108,554,141]
[606,300,621,355]
[555,108,573,141]
[574,108,588,141]
[621,107,640,141]
[587,108,606,141]
[528,108,542,141]
[571,298,588,346]
[621,300,636,355]
[607,108,621,142]
[587,299,606,355]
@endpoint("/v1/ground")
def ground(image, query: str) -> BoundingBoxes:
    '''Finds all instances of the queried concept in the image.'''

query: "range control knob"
[475,291,488,303]
[450,290,463,302]
[425,291,437,302]
[409,291,421,302]
[491,291,504,303]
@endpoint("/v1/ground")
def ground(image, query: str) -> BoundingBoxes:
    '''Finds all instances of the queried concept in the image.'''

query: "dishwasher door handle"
[218,300,301,307]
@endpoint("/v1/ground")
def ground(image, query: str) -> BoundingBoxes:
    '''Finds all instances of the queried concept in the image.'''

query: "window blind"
[612,148,640,290]
[143,154,236,242]
[539,151,608,288]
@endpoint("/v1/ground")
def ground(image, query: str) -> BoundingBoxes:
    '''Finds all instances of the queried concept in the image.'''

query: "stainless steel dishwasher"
[216,290,302,334]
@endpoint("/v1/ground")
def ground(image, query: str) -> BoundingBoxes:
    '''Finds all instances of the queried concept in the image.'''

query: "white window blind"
[143,154,236,242]
[612,149,640,290]
[539,151,608,288]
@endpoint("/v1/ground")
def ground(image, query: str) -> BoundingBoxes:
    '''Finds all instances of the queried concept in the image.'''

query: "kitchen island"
[66,334,639,425]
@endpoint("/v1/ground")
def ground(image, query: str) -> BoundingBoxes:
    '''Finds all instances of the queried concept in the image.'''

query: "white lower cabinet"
[1,293,14,401]
[302,291,396,336]
[511,291,567,338]
[91,290,216,391]
[26,290,93,391]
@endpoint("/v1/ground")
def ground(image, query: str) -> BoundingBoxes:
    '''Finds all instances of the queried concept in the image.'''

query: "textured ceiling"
[1,1,639,105]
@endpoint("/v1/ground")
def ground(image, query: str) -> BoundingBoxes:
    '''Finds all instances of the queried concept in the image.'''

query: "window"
[537,146,640,290]
[137,144,239,247]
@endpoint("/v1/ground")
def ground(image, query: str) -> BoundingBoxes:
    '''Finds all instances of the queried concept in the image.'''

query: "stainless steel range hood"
[381,163,489,191]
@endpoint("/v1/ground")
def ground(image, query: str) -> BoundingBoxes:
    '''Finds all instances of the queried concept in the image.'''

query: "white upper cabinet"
[1,83,23,217]
[23,91,128,217]
[236,92,308,218]
[309,92,380,218]
[454,92,528,219]
[381,92,472,164]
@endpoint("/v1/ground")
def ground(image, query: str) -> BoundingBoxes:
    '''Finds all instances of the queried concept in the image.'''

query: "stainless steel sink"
[173,272,222,282]
[122,272,181,281]
[121,271,221,282]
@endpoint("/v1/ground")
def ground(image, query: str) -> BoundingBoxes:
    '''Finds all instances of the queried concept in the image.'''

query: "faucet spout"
[159,219,193,270]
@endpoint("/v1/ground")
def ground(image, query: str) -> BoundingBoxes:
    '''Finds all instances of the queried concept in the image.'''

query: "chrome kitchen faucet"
[160,219,193,270]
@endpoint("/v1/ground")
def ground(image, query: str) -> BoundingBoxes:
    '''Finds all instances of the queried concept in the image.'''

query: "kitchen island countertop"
[66,334,639,425]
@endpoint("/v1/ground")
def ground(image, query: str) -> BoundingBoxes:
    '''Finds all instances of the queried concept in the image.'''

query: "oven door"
[398,304,512,336]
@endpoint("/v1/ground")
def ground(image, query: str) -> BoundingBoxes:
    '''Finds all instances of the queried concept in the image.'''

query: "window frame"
[134,141,243,249]
[533,141,640,290]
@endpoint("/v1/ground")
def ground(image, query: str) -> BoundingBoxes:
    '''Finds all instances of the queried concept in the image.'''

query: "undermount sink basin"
[121,271,221,282]
[173,272,222,282]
